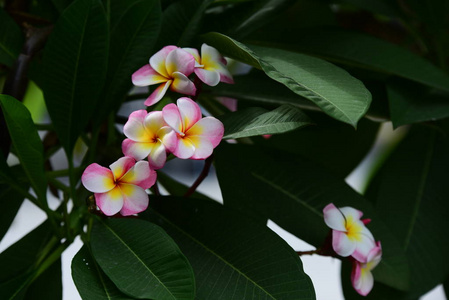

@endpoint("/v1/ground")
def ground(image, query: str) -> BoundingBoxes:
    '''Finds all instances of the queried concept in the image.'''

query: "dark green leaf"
[157,170,214,200]
[41,0,108,154]
[0,95,47,200]
[366,126,449,298]
[338,0,402,17]
[141,196,316,300]
[0,183,26,241]
[72,245,133,300]
[91,218,195,300]
[203,32,372,127]
[219,104,312,139]
[0,273,30,300]
[0,8,23,67]
[24,259,62,300]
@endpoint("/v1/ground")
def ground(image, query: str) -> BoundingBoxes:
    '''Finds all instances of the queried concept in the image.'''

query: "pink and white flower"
[81,157,156,216]
[351,241,382,296]
[183,43,234,86]
[162,97,224,159]
[122,110,177,169]
[132,46,196,106]
[323,203,376,262]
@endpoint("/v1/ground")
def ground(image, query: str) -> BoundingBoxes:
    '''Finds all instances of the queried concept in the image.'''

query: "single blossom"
[122,110,177,169]
[323,203,376,262]
[81,157,156,216]
[183,43,234,86]
[162,97,224,159]
[351,241,382,296]
[132,46,196,106]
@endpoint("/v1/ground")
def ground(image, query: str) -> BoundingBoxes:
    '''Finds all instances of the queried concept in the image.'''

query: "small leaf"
[0,8,23,67]
[91,218,195,300]
[219,104,312,139]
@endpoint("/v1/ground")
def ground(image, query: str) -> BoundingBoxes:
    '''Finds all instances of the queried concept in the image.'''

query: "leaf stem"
[184,155,213,197]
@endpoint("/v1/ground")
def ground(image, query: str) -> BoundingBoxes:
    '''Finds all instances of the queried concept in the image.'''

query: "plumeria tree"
[1,0,449,299]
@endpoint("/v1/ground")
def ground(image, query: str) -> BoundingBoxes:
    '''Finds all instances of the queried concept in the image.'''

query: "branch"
[184,155,214,197]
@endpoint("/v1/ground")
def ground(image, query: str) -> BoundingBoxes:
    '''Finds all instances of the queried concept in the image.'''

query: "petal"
[110,156,135,181]
[120,160,154,189]
[143,111,166,135]
[144,81,172,106]
[158,126,177,152]
[148,142,168,169]
[200,43,223,69]
[170,72,196,96]
[123,110,152,142]
[323,203,347,232]
[182,47,201,65]
[81,163,115,193]
[188,136,214,160]
[119,183,149,216]
[352,235,376,263]
[340,206,364,220]
[173,137,195,159]
[217,67,234,84]
[194,68,220,86]
[149,45,178,78]
[122,139,153,160]
[95,186,123,216]
[332,230,357,257]
[132,64,168,86]
[166,48,195,76]
[177,97,202,132]
[162,103,183,135]
[187,116,224,148]
[353,265,374,296]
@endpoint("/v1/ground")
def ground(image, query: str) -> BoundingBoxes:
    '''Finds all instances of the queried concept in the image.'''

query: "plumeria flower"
[183,43,234,86]
[323,203,376,262]
[81,157,156,216]
[162,97,224,159]
[122,110,177,169]
[351,241,382,296]
[132,46,196,106]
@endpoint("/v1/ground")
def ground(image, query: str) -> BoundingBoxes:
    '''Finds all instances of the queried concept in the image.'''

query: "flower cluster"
[323,203,382,296]
[81,44,230,216]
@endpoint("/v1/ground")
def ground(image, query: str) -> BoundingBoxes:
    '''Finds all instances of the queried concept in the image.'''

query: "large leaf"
[214,144,410,291]
[219,104,312,139]
[0,183,26,241]
[72,245,133,300]
[41,0,108,154]
[365,126,449,298]
[24,258,62,300]
[0,95,47,200]
[91,218,195,300]
[0,8,23,67]
[141,196,316,300]
[203,32,371,127]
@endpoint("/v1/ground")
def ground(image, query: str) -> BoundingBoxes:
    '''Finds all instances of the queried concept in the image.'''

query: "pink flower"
[351,241,382,296]
[162,97,224,159]
[132,46,196,106]
[323,203,376,262]
[122,110,177,169]
[81,157,156,216]
[183,43,234,86]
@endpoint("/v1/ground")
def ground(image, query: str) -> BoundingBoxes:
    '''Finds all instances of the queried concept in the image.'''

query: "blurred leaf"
[405,0,449,34]
[0,273,29,300]
[91,218,195,300]
[366,126,449,298]
[72,245,133,300]
[0,8,23,67]
[0,183,26,241]
[41,0,108,154]
[219,104,312,139]
[0,95,47,200]
[24,259,61,300]
[338,0,402,17]
[215,144,410,291]
[141,196,316,300]
[157,170,214,200]
[203,32,372,127]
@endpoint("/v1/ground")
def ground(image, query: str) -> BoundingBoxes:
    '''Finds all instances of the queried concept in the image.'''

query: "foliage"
[1,0,449,299]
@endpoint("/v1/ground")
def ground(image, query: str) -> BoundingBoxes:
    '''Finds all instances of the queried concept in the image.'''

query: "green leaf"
[0,8,23,67]
[24,259,62,300]
[366,126,449,298]
[157,170,214,200]
[72,245,133,300]
[219,104,312,139]
[215,144,410,291]
[90,218,195,300]
[141,196,316,300]
[0,95,47,200]
[41,0,108,154]
[203,32,371,127]
[0,183,26,241]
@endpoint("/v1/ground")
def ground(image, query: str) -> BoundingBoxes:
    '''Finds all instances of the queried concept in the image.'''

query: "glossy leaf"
[41,0,108,154]
[0,95,47,200]
[219,104,312,139]
[0,8,23,67]
[366,126,449,298]
[72,245,133,300]
[215,144,410,291]
[0,183,26,241]
[91,218,195,300]
[141,196,316,300]
[203,32,371,127]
